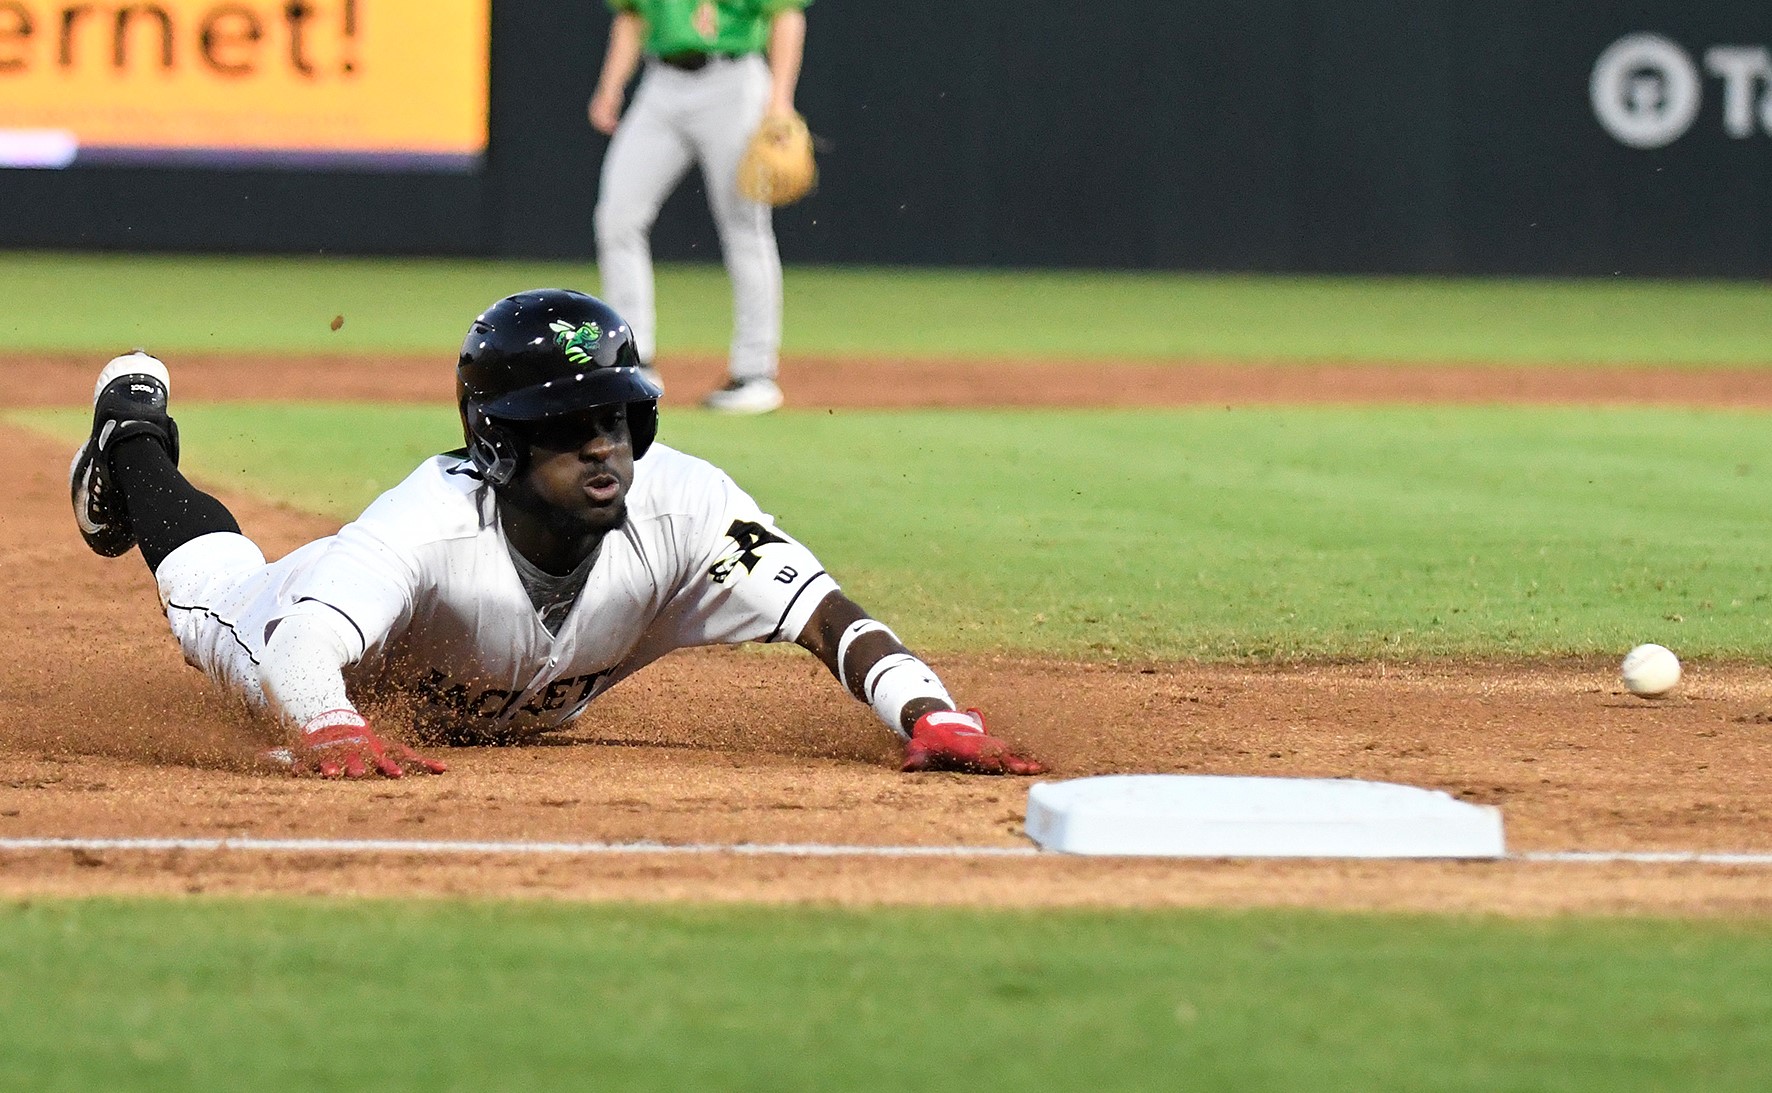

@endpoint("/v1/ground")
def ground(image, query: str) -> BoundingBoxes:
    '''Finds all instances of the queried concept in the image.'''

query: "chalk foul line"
[1515,850,1772,865]
[1,836,1772,864]
[0,836,1040,858]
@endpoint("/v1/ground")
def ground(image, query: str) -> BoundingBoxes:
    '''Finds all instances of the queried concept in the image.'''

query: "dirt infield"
[17,350,1772,409]
[6,352,1772,914]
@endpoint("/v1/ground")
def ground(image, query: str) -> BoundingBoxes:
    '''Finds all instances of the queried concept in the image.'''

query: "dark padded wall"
[0,1,1767,275]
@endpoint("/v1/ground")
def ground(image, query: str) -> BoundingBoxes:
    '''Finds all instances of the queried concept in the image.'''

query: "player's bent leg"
[70,349,240,571]
[70,351,180,558]
[108,434,241,572]
[153,530,272,706]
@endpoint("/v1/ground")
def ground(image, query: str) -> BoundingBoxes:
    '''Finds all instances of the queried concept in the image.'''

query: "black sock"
[109,434,241,572]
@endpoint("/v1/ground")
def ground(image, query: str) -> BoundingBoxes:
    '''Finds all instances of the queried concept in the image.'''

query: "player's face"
[516,404,636,533]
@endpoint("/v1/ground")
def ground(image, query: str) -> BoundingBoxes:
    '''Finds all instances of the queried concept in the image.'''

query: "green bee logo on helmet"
[549,320,603,365]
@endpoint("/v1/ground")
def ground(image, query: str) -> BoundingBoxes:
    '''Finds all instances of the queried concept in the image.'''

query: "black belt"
[656,51,746,71]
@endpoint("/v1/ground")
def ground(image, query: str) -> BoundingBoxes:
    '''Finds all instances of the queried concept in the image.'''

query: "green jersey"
[608,0,810,59]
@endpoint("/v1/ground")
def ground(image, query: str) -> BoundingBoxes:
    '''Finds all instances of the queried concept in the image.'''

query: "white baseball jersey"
[154,443,837,740]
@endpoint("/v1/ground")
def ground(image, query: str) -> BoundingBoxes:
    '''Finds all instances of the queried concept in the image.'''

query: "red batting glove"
[294,709,448,779]
[901,708,1046,775]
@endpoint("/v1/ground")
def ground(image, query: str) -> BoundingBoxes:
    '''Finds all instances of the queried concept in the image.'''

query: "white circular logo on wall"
[1591,34,1702,149]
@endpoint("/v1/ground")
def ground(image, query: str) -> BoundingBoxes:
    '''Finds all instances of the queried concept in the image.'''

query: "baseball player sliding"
[68,289,1044,780]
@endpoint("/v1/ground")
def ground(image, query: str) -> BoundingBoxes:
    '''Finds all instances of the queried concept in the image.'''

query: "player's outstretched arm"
[260,610,446,779]
[292,709,448,780]
[795,591,1045,775]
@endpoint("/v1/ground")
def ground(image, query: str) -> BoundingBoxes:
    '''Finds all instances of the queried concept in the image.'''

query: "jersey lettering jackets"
[155,443,836,742]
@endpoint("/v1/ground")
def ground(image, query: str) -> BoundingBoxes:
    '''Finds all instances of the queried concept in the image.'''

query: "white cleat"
[69,351,179,557]
[701,377,784,415]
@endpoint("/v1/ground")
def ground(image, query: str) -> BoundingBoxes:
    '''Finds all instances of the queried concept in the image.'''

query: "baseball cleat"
[702,376,783,415]
[69,350,180,557]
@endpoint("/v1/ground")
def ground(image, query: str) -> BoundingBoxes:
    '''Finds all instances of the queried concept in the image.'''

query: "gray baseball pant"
[595,54,780,383]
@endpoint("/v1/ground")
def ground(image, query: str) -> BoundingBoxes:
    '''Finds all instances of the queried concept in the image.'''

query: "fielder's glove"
[901,708,1046,776]
[294,709,448,779]
[736,112,817,207]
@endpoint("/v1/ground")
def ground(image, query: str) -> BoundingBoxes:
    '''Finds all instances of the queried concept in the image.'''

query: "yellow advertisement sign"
[0,0,488,170]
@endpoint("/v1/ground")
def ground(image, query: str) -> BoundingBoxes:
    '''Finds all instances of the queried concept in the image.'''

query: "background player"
[589,0,808,415]
[67,289,1043,779]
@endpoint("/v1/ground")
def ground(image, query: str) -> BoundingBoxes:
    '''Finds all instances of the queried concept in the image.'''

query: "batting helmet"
[457,289,662,486]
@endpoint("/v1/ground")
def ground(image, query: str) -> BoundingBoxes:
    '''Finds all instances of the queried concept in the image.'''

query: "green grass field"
[5,251,1772,364]
[8,253,1772,1089]
[2,901,1770,1093]
[15,400,1771,659]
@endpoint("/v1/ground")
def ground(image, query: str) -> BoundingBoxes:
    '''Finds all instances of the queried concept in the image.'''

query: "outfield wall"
[1,1,1768,275]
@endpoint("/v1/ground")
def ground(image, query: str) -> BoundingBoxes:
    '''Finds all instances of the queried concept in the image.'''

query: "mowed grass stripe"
[2,251,1771,364]
[0,900,1769,1093]
[13,402,1770,660]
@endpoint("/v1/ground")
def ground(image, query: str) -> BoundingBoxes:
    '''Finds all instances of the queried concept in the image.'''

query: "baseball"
[1620,643,1681,698]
